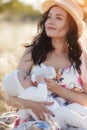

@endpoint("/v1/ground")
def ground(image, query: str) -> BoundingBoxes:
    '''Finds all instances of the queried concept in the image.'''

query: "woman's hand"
[7,95,54,120]
[45,78,57,92]
[30,101,55,120]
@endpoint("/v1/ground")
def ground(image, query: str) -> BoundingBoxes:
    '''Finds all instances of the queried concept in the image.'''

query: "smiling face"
[45,6,69,39]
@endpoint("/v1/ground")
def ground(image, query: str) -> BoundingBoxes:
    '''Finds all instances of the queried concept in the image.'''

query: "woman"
[3,0,87,130]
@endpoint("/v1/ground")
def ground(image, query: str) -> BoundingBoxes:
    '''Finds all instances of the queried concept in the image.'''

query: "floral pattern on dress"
[51,66,83,106]
[55,66,82,90]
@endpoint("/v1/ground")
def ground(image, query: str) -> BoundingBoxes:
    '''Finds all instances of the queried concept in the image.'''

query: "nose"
[47,17,55,24]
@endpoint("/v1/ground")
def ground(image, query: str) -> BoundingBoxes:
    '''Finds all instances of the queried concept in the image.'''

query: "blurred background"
[0,0,87,127]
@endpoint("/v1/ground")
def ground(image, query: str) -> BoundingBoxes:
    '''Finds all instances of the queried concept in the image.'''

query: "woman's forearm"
[7,95,55,118]
[53,84,87,106]
[7,95,33,109]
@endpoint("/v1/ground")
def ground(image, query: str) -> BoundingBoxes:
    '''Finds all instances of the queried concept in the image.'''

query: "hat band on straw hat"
[41,0,85,37]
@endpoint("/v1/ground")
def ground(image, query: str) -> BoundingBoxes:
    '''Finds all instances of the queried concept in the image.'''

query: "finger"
[40,115,43,120]
[46,109,55,117]
[42,112,49,121]
[36,102,55,117]
[42,106,55,117]
[38,114,44,121]
[43,101,54,106]
[43,102,55,117]
[36,115,40,120]
[44,115,59,130]
[43,114,55,128]
[44,78,51,82]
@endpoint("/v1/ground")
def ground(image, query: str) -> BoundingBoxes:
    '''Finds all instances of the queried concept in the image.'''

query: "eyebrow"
[48,13,65,18]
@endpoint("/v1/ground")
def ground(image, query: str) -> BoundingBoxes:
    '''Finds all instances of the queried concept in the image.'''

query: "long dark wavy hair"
[26,8,82,74]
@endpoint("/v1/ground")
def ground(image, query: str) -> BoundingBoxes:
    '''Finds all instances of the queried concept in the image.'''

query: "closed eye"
[56,17,63,20]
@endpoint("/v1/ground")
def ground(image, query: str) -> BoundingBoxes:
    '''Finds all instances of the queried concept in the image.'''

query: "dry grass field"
[0,21,37,79]
[0,21,37,114]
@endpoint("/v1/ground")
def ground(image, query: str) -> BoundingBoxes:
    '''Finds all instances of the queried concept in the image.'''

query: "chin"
[46,33,56,37]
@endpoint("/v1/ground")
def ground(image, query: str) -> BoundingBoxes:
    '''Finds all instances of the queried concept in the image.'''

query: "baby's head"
[2,70,27,96]
[17,70,33,88]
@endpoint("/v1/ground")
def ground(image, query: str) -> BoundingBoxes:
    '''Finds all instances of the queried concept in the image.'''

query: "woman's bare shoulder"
[17,47,33,74]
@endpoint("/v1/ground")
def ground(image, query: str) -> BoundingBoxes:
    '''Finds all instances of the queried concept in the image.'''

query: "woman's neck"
[52,38,68,54]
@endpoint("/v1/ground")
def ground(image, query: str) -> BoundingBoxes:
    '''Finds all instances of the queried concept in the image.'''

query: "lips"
[46,26,56,30]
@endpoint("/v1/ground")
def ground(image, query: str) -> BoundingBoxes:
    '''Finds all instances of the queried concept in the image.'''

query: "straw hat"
[41,0,85,37]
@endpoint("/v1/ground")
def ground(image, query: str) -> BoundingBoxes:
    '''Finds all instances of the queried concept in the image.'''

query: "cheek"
[56,22,69,36]
[45,21,48,30]
[45,20,69,37]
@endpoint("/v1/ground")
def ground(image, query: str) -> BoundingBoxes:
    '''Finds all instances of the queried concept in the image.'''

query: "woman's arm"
[17,47,33,74]
[6,47,33,106]
[6,47,54,118]
[45,78,87,106]
[7,95,54,119]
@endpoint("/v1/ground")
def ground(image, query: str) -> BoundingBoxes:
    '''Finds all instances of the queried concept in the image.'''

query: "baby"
[2,66,60,124]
